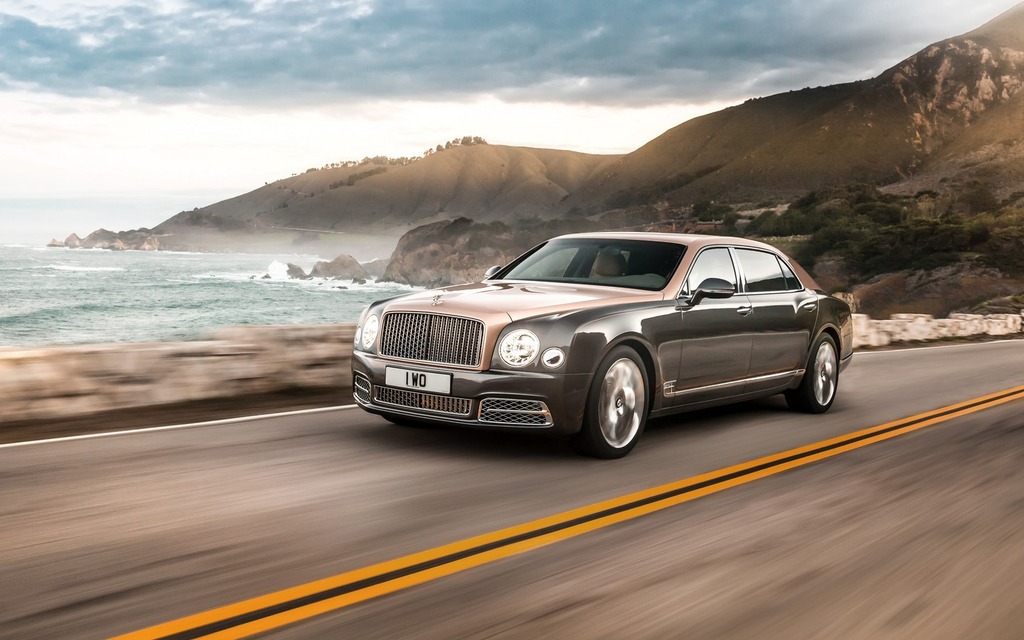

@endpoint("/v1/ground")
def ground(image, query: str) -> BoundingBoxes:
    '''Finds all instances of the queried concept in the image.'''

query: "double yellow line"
[116,384,1024,640]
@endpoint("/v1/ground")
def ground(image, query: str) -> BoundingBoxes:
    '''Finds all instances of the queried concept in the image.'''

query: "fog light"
[541,347,565,369]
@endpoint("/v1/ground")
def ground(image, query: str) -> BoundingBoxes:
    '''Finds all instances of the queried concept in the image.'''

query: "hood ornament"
[431,293,445,306]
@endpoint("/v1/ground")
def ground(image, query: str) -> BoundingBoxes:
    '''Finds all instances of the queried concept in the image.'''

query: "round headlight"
[499,329,540,367]
[361,314,379,350]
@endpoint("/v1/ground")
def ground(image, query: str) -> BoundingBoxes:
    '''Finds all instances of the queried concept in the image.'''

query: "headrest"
[593,252,627,277]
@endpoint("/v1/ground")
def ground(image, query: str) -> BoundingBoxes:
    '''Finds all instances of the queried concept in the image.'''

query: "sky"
[1,0,1021,244]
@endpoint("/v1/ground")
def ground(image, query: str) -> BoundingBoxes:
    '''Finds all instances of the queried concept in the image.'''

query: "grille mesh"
[374,386,473,417]
[379,313,484,367]
[353,374,371,404]
[479,398,552,426]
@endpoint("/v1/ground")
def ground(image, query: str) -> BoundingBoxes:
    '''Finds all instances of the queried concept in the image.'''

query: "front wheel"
[785,333,839,413]
[572,346,649,459]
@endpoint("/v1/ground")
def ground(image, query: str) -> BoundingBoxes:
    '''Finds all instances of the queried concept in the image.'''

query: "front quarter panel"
[498,300,681,412]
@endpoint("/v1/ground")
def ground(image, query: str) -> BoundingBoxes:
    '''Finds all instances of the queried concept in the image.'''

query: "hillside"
[567,3,1024,212]
[146,144,618,250]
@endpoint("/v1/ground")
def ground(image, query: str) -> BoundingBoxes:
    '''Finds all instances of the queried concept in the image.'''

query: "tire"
[572,346,649,459]
[785,333,839,414]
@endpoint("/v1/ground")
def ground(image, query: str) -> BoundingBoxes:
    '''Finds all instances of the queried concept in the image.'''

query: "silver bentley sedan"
[352,232,853,458]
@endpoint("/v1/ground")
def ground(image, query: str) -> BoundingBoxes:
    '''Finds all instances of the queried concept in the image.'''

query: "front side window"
[684,247,737,294]
[736,249,787,293]
[500,239,686,291]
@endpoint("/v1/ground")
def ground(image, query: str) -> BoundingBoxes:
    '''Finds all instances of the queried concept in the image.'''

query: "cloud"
[0,0,1020,107]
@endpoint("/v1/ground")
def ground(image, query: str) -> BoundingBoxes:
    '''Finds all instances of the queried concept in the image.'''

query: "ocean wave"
[267,260,290,280]
[41,264,126,272]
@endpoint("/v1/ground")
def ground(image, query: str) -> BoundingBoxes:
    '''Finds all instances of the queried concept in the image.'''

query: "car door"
[669,247,753,405]
[733,248,818,393]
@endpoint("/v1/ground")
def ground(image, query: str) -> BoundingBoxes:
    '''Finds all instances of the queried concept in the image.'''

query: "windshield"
[498,238,686,291]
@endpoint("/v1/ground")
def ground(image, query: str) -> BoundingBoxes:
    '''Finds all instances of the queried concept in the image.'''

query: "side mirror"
[483,265,502,280]
[678,277,736,309]
[695,277,736,299]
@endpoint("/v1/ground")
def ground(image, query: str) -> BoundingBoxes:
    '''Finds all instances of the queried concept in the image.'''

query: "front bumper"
[351,351,591,436]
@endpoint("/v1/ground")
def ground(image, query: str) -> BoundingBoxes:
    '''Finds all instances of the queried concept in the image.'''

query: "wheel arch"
[605,335,658,413]
[818,324,842,359]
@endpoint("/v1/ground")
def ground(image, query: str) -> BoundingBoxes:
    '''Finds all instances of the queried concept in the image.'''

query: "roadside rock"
[850,261,1024,318]
[309,254,369,280]
[380,219,508,287]
[378,211,664,287]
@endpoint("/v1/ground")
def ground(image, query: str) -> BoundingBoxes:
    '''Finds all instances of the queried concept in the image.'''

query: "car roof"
[554,231,777,251]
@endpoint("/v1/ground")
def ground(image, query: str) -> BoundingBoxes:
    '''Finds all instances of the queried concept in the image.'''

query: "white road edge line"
[4,339,1021,450]
[0,404,359,450]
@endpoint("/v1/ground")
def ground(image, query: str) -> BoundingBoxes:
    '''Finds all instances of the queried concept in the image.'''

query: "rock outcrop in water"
[361,259,390,279]
[309,255,369,280]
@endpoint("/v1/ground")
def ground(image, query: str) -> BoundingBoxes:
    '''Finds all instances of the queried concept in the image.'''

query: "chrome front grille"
[479,398,553,426]
[379,312,484,367]
[374,386,473,417]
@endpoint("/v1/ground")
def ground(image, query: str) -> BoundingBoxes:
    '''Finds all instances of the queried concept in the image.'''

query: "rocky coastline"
[51,229,164,251]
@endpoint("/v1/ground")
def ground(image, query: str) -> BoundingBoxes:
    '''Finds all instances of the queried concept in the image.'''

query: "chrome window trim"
[675,244,740,299]
[733,247,804,295]
[776,256,805,292]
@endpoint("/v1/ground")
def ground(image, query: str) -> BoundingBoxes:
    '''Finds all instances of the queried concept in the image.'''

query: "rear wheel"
[572,346,648,458]
[785,333,839,413]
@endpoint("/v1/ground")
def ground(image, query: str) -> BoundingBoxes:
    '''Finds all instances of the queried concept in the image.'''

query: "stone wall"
[1,314,1022,424]
[0,325,354,423]
[852,313,1024,348]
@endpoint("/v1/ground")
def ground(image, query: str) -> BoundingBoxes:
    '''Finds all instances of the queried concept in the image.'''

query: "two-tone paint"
[351,232,853,447]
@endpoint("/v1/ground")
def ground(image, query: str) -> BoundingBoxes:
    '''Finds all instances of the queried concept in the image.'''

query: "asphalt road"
[2,341,1023,639]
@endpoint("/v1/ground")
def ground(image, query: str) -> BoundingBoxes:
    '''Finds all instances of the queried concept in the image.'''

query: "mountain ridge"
[66,2,1024,260]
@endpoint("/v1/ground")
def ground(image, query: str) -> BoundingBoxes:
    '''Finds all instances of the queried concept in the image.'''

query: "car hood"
[384,281,663,322]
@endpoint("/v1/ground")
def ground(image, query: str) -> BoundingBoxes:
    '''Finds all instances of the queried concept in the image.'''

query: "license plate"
[385,367,452,395]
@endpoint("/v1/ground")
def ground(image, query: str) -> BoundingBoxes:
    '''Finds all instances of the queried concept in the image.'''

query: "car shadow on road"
[346,396,796,462]
[645,395,792,435]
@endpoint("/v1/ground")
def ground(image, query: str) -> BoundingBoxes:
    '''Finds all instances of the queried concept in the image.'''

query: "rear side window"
[778,259,802,290]
[736,249,787,293]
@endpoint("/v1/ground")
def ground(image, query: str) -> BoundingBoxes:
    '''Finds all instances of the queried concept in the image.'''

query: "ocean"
[0,245,419,347]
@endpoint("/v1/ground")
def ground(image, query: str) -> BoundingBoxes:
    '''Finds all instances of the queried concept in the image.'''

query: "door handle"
[736,305,753,316]
[799,301,818,312]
